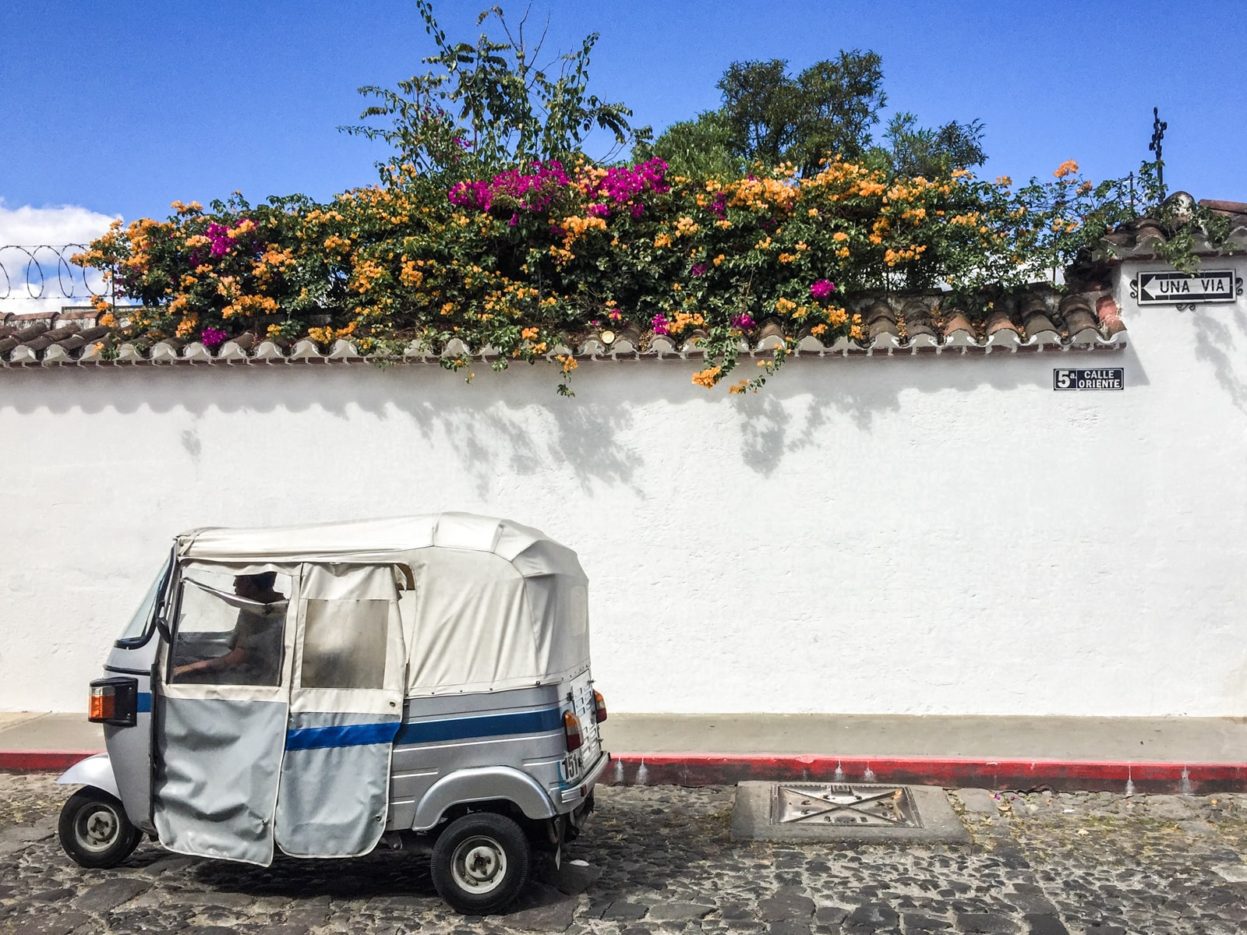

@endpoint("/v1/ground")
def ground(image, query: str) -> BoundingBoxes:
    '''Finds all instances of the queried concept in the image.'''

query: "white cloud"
[0,200,121,315]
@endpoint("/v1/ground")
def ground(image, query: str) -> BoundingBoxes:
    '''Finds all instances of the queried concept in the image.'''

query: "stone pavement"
[1,772,1245,934]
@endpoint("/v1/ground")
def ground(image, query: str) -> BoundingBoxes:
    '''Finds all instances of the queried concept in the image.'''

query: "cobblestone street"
[0,772,1244,934]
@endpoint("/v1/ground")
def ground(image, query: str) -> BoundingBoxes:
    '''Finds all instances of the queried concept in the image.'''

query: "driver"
[173,572,285,685]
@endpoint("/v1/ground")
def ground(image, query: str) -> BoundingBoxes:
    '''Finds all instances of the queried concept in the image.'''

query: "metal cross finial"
[1149,106,1167,198]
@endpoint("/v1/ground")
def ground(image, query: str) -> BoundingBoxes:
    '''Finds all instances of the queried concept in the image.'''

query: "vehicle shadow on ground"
[126,787,729,920]
[186,849,441,900]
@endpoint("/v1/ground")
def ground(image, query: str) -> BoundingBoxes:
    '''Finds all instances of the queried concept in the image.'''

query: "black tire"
[430,812,532,914]
[58,788,141,869]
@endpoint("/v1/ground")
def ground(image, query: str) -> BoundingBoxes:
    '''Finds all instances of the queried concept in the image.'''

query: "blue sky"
[3,0,1245,238]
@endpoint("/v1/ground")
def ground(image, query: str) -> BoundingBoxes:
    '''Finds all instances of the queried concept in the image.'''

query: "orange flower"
[400,259,424,287]
[1053,159,1079,179]
[691,366,721,389]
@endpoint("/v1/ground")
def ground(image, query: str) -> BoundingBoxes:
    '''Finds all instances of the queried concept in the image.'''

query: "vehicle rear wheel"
[58,788,141,869]
[430,812,531,914]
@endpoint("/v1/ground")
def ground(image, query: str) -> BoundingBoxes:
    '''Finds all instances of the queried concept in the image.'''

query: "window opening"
[168,568,291,686]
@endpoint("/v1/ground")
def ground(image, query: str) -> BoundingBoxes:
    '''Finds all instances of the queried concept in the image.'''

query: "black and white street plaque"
[1136,269,1237,305]
[1053,368,1124,391]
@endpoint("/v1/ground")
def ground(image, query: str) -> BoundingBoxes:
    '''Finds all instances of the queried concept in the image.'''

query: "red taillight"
[593,690,608,723]
[563,710,583,752]
[88,685,116,723]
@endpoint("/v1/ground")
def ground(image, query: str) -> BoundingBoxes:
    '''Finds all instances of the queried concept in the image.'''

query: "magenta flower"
[651,313,669,335]
[445,157,665,221]
[201,326,228,349]
[690,263,708,278]
[449,180,492,211]
[732,313,755,330]
[809,279,836,299]
[206,222,232,258]
[508,213,519,227]
[591,158,669,204]
[608,309,622,322]
[204,218,252,258]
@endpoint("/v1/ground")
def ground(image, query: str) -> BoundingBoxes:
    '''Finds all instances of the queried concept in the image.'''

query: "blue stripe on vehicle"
[285,722,400,751]
[136,692,152,713]
[394,706,563,745]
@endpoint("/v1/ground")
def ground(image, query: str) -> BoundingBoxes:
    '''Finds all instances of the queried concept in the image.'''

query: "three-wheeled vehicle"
[57,513,608,913]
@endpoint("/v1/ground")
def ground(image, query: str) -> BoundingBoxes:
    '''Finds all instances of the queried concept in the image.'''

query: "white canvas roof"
[176,513,590,694]
[176,512,585,580]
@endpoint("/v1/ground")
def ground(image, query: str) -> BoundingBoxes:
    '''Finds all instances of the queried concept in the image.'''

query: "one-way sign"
[1137,269,1237,305]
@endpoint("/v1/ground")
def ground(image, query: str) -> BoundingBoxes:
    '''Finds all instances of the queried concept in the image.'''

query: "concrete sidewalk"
[3,711,1244,792]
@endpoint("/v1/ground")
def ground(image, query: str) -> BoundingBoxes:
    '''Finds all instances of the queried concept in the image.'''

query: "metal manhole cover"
[771,783,921,828]
[732,782,970,844]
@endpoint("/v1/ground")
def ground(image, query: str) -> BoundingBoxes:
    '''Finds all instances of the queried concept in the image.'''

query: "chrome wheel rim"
[450,835,507,894]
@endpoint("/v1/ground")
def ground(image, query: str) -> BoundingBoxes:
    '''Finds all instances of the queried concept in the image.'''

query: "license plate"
[563,751,582,779]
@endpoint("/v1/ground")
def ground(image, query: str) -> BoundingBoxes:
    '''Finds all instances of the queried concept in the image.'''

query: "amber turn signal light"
[563,710,583,752]
[88,685,116,723]
[87,677,139,727]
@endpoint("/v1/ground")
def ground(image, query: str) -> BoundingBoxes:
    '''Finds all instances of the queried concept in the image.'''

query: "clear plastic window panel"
[300,599,388,690]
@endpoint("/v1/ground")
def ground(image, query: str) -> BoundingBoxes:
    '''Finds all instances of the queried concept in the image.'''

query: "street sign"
[1053,368,1124,391]
[1136,269,1237,305]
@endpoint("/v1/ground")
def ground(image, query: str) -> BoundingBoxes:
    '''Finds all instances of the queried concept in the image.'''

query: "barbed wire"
[0,244,113,303]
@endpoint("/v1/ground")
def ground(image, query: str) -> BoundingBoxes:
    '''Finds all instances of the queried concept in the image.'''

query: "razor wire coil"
[0,244,113,303]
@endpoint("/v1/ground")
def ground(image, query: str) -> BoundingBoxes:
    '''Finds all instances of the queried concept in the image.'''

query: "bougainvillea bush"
[77,0,1226,394]
[74,0,1205,393]
[74,153,1143,394]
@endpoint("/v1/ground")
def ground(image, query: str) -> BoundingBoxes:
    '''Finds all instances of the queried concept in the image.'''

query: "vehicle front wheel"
[58,788,141,869]
[430,812,531,914]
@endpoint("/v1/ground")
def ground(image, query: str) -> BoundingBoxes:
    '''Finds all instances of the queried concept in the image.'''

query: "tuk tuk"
[56,513,609,914]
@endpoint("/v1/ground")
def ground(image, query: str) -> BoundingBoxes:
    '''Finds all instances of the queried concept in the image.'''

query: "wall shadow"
[1192,306,1247,412]
[2,347,1128,490]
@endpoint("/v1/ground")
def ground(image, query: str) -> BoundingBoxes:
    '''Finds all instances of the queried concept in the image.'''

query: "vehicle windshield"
[116,558,172,645]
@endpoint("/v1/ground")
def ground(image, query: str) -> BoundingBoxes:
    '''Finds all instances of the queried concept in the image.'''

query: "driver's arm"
[173,612,254,679]
[174,644,247,678]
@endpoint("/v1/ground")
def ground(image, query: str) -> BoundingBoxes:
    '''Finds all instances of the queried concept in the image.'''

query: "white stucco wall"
[2,257,1245,715]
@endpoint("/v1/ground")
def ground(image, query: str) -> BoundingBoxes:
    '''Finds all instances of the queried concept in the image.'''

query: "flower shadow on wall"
[725,345,1151,477]
[2,362,646,501]
[4,338,1148,492]
[1192,305,1247,413]
[404,392,646,499]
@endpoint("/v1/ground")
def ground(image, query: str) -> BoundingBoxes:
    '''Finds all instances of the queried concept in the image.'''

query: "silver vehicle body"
[60,513,607,866]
